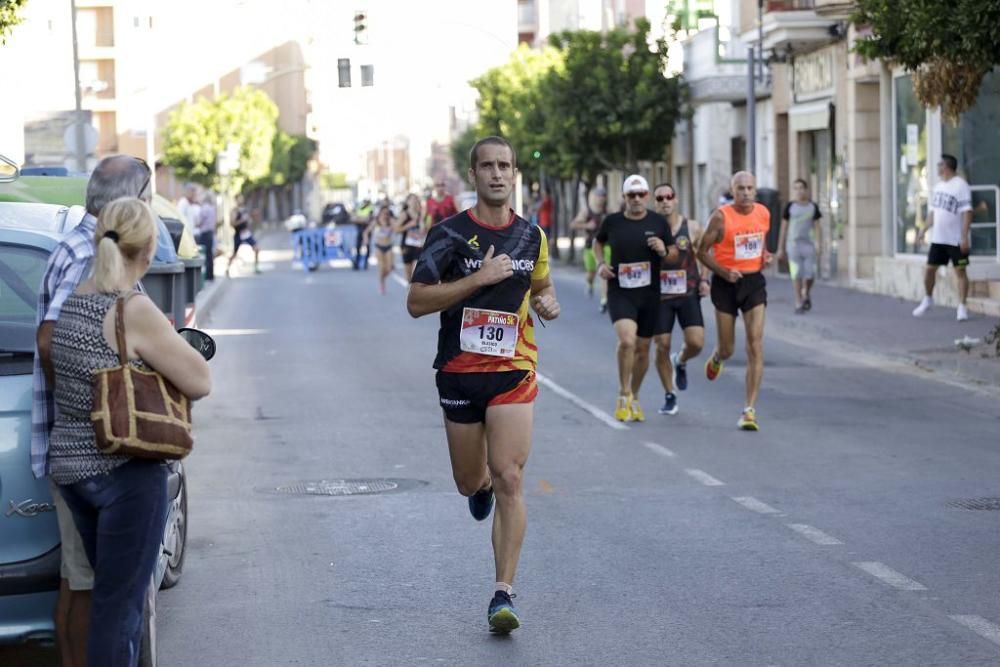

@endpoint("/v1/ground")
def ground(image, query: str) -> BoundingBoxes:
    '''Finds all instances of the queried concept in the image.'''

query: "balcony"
[684,27,772,104]
[742,0,838,54]
[813,0,855,18]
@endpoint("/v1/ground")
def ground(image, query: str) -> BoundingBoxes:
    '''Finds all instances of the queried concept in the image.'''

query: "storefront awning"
[789,101,832,133]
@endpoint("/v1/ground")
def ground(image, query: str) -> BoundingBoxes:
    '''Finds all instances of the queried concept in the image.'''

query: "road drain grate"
[948,498,1000,511]
[260,479,426,497]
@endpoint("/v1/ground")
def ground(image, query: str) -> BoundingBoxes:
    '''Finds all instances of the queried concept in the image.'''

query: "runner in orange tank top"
[696,171,774,431]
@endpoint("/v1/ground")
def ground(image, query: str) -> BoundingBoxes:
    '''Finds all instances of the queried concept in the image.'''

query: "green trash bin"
[182,256,205,327]
[142,261,185,327]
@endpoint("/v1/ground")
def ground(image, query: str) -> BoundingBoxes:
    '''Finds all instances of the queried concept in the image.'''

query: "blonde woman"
[397,193,428,280]
[47,197,211,667]
[363,206,398,294]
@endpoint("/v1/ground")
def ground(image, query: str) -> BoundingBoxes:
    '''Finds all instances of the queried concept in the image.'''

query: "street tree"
[851,0,1000,120]
[546,17,683,176]
[162,87,278,194]
[470,43,563,181]
[256,131,317,188]
[450,126,478,176]
[0,0,27,45]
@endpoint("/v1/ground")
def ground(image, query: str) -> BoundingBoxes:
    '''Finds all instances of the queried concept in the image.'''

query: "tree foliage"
[546,18,683,177]
[467,19,682,183]
[851,0,1000,119]
[257,131,317,188]
[450,126,479,176]
[470,43,563,180]
[161,87,278,194]
[0,0,27,45]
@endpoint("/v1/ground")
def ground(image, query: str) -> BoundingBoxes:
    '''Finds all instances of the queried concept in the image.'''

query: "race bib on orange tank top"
[734,232,764,261]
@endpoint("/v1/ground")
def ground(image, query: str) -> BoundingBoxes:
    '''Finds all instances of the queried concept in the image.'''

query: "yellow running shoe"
[629,398,645,422]
[738,408,759,431]
[614,395,632,422]
[705,354,724,381]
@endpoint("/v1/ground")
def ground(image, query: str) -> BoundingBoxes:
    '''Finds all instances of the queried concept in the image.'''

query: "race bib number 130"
[460,308,519,358]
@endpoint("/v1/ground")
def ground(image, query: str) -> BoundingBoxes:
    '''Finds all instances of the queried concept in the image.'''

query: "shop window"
[942,70,1000,257]
[893,74,928,254]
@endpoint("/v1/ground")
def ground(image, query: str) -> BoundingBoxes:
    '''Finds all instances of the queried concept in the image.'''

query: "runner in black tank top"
[398,193,427,280]
[652,182,707,415]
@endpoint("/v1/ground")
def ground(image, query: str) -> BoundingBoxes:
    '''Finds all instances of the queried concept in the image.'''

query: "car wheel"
[159,475,187,590]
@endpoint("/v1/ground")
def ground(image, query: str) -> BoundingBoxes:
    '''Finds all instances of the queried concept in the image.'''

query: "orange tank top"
[713,203,771,273]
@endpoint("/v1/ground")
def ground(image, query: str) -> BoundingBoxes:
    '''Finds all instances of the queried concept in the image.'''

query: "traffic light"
[353,10,368,45]
[532,150,542,159]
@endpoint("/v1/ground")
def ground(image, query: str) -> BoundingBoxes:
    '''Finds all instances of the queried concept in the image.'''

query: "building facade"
[672,0,1000,314]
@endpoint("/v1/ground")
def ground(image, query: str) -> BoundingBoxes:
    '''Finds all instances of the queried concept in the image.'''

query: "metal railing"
[970,184,1000,261]
[766,0,816,10]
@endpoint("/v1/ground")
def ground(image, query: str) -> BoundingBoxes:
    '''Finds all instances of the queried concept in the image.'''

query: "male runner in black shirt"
[593,175,677,422]
[407,136,560,634]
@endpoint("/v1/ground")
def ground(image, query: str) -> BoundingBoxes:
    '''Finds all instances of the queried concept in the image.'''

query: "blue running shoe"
[488,591,520,634]
[658,392,678,415]
[468,485,494,521]
[671,352,688,391]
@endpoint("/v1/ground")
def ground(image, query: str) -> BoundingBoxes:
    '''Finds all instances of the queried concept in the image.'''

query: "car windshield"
[0,242,47,353]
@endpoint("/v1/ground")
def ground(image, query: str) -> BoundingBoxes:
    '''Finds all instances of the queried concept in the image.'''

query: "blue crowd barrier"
[291,226,355,272]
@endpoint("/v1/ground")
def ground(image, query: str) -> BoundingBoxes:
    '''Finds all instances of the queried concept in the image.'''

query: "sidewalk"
[750,274,1000,389]
[555,256,1000,390]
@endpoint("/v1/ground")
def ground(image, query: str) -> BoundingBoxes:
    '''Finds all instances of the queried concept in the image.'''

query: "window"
[893,74,927,254]
[0,243,49,354]
[338,58,351,88]
[941,70,1000,258]
[361,64,374,87]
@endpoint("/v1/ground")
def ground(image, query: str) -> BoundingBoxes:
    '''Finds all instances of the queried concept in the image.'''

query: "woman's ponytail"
[93,233,126,293]
[92,197,157,293]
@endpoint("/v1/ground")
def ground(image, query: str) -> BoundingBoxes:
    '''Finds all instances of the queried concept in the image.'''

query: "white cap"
[622,174,649,194]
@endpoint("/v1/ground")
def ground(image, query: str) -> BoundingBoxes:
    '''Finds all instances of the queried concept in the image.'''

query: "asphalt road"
[9,236,999,666]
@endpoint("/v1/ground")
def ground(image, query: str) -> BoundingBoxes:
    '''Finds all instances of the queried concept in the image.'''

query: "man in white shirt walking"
[913,154,973,321]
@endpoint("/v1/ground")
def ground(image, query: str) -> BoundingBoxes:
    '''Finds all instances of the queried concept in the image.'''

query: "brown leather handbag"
[90,294,193,459]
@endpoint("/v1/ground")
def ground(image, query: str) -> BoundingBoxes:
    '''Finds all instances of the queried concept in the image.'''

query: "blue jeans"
[60,460,169,667]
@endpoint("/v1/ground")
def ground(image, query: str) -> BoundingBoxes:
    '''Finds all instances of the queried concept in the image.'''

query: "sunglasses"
[655,193,676,202]
[134,156,152,199]
[625,192,648,200]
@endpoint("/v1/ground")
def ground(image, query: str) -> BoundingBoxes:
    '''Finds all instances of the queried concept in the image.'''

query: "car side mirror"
[177,328,216,361]
[0,154,19,183]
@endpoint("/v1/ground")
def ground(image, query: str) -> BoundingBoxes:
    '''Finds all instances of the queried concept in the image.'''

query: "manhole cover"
[948,498,1000,511]
[259,479,426,497]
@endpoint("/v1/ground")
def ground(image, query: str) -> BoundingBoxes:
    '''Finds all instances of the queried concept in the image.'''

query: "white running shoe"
[912,296,933,317]
[957,304,969,321]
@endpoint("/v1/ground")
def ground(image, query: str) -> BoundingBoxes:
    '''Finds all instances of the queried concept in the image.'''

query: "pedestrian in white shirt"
[913,154,973,321]
[176,184,201,237]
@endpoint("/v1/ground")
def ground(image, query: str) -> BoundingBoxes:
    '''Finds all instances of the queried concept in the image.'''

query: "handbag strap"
[113,291,141,365]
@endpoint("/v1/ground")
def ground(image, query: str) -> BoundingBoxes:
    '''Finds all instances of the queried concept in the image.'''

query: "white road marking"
[390,273,409,288]
[643,442,676,458]
[786,523,843,545]
[852,562,928,591]
[535,373,629,431]
[950,615,1000,647]
[684,469,725,487]
[731,496,782,515]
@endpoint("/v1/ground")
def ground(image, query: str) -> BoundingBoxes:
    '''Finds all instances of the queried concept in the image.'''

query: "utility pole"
[69,0,87,172]
[747,46,756,174]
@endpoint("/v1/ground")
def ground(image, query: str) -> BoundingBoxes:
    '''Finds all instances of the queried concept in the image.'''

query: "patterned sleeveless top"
[48,292,143,485]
